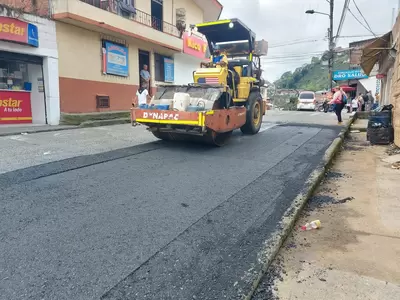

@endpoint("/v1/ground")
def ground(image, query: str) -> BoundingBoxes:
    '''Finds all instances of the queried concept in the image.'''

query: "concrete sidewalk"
[0,124,77,137]
[253,132,400,300]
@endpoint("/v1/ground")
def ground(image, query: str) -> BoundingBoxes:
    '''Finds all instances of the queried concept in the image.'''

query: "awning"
[360,32,392,75]
[339,85,356,92]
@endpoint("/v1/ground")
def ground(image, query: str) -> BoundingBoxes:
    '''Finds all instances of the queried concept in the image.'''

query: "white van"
[297,91,316,111]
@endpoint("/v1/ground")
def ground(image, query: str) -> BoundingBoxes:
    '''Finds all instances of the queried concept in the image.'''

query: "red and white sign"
[183,32,208,59]
[0,91,32,124]
[0,16,39,47]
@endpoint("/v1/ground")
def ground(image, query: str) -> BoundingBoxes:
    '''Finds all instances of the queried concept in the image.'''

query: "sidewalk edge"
[243,116,356,300]
[0,126,78,137]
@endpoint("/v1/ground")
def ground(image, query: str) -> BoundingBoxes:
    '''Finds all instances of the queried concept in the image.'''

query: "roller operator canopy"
[195,19,255,47]
[195,19,268,57]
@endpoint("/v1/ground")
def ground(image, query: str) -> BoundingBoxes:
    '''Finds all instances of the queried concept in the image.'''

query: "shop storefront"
[173,32,208,85]
[0,14,60,125]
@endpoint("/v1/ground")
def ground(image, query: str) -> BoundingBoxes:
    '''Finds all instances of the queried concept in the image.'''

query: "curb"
[242,116,356,300]
[0,119,132,137]
[0,126,78,137]
[79,118,131,128]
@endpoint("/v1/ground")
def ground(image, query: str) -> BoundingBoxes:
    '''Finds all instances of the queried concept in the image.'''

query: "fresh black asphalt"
[0,123,340,300]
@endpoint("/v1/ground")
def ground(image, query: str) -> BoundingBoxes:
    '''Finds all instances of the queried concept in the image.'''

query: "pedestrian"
[330,87,345,124]
[357,94,362,111]
[367,90,375,110]
[351,96,358,112]
[134,84,150,108]
[346,94,351,113]
[362,92,369,111]
[140,64,151,91]
[357,93,364,111]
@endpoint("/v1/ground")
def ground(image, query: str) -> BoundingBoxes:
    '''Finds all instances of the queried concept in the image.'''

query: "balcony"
[51,0,183,51]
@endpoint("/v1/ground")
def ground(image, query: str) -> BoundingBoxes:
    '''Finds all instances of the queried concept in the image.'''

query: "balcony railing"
[80,0,181,38]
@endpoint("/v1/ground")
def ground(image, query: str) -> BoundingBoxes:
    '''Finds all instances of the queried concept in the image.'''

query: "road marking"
[259,122,280,133]
[7,135,28,141]
[310,112,320,116]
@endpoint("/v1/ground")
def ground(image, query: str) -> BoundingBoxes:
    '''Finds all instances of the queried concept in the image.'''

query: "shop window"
[0,60,30,90]
[154,53,173,82]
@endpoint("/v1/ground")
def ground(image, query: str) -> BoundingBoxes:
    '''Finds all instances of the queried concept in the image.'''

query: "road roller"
[131,18,268,146]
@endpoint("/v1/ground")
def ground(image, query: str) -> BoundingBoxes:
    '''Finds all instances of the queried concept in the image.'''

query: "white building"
[0,9,60,125]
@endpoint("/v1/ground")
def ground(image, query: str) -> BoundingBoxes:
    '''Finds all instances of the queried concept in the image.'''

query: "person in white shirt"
[351,97,358,112]
[134,85,150,107]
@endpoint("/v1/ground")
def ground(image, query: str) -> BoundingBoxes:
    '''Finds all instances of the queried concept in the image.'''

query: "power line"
[347,5,376,36]
[268,34,380,49]
[334,0,350,44]
[352,0,375,34]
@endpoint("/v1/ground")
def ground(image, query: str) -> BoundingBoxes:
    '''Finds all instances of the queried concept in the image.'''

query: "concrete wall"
[390,14,400,146]
[1,0,49,17]
[56,22,175,113]
[165,0,204,26]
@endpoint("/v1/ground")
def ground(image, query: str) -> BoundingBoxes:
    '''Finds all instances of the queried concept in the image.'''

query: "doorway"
[0,51,47,125]
[139,49,151,95]
[151,0,163,31]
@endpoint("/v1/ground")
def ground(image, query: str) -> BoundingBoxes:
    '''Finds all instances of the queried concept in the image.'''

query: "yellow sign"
[0,98,23,108]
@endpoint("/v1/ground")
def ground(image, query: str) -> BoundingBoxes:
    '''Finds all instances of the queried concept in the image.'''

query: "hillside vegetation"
[274,51,349,91]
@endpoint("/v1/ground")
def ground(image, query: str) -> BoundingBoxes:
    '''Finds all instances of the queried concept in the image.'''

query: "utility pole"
[328,0,334,92]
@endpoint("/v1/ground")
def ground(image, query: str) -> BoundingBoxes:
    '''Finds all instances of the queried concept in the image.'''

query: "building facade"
[0,2,60,125]
[50,0,222,114]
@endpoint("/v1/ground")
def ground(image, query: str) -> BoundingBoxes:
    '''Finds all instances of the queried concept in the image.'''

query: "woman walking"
[331,87,345,124]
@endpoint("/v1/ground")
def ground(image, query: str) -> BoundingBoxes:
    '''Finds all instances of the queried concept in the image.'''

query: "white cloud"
[219,0,396,81]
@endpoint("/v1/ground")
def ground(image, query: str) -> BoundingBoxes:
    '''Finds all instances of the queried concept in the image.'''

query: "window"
[0,60,29,90]
[299,92,315,100]
[154,53,166,82]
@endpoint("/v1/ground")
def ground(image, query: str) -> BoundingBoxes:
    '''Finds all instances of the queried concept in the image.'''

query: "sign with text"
[104,41,129,77]
[164,58,174,82]
[0,16,38,47]
[183,33,208,59]
[332,69,368,81]
[0,91,32,124]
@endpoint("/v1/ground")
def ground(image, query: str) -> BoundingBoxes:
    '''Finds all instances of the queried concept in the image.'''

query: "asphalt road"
[0,113,341,300]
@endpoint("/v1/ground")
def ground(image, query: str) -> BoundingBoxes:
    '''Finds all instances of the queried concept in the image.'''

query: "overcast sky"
[219,0,397,81]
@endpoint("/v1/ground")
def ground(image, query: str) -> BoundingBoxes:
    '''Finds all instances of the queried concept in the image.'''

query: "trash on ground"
[391,161,400,169]
[301,220,321,231]
[21,132,28,135]
[350,130,360,133]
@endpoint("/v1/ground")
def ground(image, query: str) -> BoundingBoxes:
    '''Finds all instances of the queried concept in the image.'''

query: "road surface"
[0,111,341,299]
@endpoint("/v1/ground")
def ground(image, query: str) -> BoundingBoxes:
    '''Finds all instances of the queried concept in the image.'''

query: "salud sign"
[332,69,368,81]
[0,17,39,47]
[183,32,208,59]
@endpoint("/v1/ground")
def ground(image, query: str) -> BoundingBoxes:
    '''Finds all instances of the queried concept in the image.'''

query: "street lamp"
[305,10,330,17]
[305,0,334,91]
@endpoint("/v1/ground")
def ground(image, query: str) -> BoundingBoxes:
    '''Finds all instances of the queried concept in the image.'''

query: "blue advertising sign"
[164,58,174,82]
[332,69,368,81]
[104,41,129,77]
[27,23,39,47]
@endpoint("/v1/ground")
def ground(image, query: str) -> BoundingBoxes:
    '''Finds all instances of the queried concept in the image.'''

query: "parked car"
[297,91,316,111]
